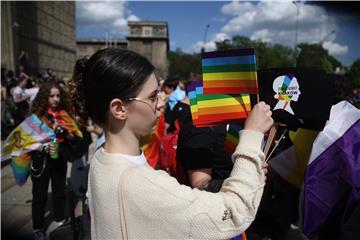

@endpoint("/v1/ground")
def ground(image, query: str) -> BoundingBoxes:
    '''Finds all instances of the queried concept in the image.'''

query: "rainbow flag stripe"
[224,124,243,154]
[188,80,251,127]
[202,49,258,94]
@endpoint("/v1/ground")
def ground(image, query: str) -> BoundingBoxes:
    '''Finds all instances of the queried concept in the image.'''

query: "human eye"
[149,94,157,102]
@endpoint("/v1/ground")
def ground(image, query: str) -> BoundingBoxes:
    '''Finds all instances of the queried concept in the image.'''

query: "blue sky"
[76,1,360,66]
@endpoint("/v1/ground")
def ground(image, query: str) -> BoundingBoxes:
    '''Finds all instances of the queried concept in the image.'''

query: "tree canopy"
[166,35,356,92]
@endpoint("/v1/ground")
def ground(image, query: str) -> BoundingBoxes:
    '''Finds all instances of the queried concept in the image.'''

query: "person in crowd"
[11,76,31,124]
[18,49,31,74]
[1,69,17,138]
[70,48,273,239]
[162,77,186,133]
[172,78,236,192]
[43,68,56,82]
[17,65,29,79]
[27,82,84,240]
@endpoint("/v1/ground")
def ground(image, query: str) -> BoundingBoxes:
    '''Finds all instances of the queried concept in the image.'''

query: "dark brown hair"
[30,82,71,117]
[70,48,155,125]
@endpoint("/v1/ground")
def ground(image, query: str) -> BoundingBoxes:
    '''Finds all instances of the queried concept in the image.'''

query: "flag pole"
[263,123,279,157]
[265,128,288,162]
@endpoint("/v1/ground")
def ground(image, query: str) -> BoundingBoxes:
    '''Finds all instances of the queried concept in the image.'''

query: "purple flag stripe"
[303,118,360,237]
[202,48,255,59]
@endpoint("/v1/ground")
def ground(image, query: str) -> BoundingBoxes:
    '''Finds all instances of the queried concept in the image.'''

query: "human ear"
[109,98,127,120]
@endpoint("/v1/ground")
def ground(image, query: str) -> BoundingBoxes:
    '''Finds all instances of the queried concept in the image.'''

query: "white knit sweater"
[88,129,266,239]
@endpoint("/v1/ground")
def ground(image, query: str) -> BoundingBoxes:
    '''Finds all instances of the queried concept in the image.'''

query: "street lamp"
[320,30,336,45]
[293,1,299,65]
[201,24,210,54]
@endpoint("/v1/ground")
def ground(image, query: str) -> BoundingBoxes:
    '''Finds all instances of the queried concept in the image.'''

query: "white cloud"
[128,14,140,22]
[219,1,340,48]
[322,41,349,55]
[250,29,272,42]
[192,32,231,52]
[76,0,140,36]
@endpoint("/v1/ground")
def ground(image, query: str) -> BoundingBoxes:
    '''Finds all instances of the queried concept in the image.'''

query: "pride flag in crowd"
[1,111,82,185]
[1,114,55,185]
[188,80,251,127]
[301,101,360,237]
[269,128,319,188]
[224,124,243,154]
[202,48,258,95]
[188,81,202,126]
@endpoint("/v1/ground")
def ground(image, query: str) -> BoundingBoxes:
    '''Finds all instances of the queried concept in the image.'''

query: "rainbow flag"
[202,49,258,95]
[1,114,56,185]
[197,89,251,123]
[188,80,251,127]
[1,111,82,185]
[224,124,243,154]
[188,81,201,126]
[46,109,83,139]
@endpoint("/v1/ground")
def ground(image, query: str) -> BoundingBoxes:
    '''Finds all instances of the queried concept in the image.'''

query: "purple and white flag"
[302,101,360,237]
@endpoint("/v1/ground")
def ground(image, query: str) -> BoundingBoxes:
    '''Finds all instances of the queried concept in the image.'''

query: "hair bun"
[69,57,88,115]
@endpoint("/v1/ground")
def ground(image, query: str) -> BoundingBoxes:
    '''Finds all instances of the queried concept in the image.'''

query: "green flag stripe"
[202,64,256,73]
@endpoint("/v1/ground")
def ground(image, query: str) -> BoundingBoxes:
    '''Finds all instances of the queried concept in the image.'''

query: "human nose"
[156,95,165,110]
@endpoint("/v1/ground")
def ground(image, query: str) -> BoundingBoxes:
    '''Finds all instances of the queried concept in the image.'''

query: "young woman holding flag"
[71,48,274,239]
[2,82,84,240]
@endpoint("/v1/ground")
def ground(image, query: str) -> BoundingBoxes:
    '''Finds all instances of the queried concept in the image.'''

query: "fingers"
[264,104,271,111]
[262,161,269,181]
[244,101,274,133]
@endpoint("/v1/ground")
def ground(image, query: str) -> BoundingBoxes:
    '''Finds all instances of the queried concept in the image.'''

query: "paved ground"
[1,159,90,240]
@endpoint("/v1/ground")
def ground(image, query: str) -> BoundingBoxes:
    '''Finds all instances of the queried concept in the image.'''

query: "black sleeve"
[180,127,216,171]
[164,103,173,124]
[165,103,178,133]
[59,131,92,162]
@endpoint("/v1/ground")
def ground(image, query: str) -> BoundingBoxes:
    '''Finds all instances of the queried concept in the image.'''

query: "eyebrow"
[147,86,160,97]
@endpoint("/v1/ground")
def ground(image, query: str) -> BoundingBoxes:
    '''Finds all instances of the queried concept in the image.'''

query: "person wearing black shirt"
[172,81,233,192]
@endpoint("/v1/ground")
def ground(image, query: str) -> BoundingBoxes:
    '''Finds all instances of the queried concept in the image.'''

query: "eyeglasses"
[126,91,161,113]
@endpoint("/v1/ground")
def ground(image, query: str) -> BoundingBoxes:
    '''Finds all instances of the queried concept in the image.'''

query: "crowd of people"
[1,50,61,140]
[2,48,359,240]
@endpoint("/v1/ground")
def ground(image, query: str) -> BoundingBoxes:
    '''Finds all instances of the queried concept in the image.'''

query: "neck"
[103,123,141,156]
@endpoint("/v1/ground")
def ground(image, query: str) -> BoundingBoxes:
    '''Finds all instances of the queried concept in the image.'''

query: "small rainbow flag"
[224,124,243,154]
[188,80,251,127]
[202,49,258,95]
[188,81,201,126]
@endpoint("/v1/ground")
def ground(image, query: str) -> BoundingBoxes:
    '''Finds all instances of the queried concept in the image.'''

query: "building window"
[142,26,152,37]
[153,26,166,37]
[130,26,141,36]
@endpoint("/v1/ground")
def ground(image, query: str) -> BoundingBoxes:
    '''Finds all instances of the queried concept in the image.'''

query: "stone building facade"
[127,21,169,78]
[76,38,127,59]
[76,21,169,78]
[1,1,76,79]
[1,1,169,79]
